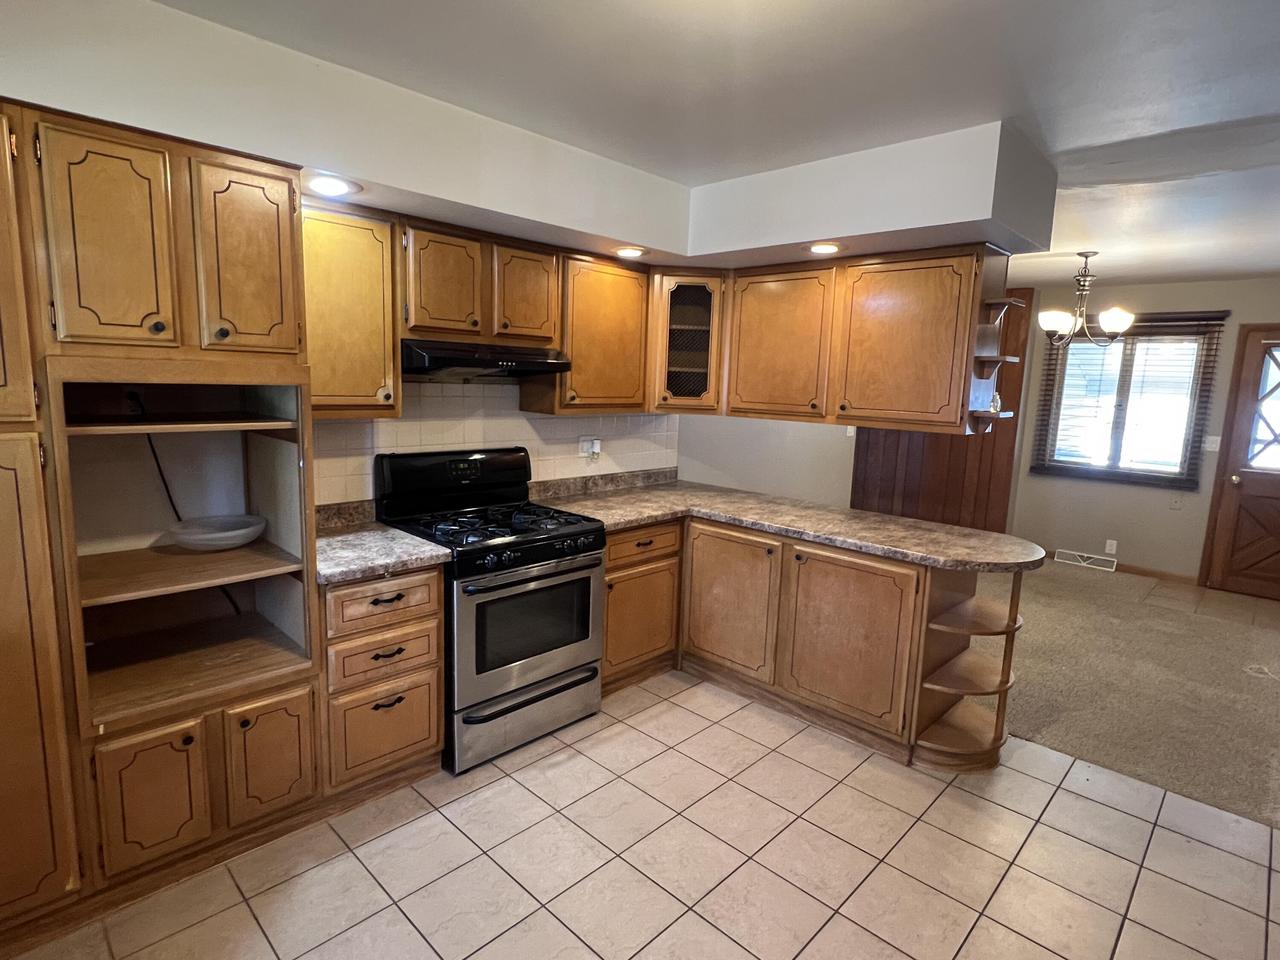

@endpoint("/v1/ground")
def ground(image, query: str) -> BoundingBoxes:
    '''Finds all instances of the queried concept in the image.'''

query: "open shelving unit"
[79,541,303,607]
[965,296,1025,434]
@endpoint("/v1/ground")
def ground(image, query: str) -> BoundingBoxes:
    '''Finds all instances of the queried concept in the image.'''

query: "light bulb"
[809,242,840,255]
[615,246,646,259]
[1038,310,1075,335]
[1099,306,1135,335]
[307,174,358,198]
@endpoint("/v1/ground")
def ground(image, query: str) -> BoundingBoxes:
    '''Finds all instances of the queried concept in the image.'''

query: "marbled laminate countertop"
[316,481,1044,585]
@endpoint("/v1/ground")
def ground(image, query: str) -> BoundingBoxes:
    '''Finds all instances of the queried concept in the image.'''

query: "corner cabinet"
[651,273,725,412]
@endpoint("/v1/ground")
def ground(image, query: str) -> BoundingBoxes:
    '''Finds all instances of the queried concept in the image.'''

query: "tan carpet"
[976,563,1280,827]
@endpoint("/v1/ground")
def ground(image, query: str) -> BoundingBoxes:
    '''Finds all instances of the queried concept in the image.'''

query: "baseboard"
[1114,562,1198,584]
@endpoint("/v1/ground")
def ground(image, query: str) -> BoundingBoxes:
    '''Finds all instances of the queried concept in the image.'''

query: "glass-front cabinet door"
[653,273,724,411]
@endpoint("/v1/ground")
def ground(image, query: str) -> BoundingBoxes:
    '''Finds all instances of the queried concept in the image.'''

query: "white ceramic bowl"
[169,514,266,552]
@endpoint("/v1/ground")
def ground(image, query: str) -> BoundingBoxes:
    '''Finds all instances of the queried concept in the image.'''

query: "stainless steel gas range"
[374,448,604,773]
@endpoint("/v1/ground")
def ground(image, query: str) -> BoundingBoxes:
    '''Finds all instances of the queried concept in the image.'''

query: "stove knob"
[576,535,592,550]
[482,553,500,570]
[501,550,518,565]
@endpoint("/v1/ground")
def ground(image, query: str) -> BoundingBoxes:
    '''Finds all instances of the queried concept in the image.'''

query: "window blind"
[1031,312,1227,490]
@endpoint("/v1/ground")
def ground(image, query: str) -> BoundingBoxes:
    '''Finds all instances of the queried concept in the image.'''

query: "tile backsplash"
[313,382,678,504]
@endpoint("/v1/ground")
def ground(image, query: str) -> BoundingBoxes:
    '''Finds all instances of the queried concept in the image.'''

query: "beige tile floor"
[16,673,1278,960]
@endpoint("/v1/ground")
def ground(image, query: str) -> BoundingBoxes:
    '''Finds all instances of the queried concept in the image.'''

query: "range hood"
[401,338,570,381]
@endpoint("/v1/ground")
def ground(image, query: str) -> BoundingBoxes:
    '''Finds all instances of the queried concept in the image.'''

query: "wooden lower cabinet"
[604,557,679,679]
[224,687,316,827]
[775,545,919,733]
[683,522,782,682]
[94,718,212,876]
[328,669,441,787]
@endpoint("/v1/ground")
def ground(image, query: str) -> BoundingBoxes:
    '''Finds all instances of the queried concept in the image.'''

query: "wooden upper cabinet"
[303,207,396,411]
[192,159,299,353]
[775,544,918,733]
[38,122,180,346]
[407,229,484,335]
[683,522,782,683]
[728,268,836,418]
[224,686,315,827]
[560,258,648,408]
[652,274,724,412]
[493,246,558,341]
[0,115,35,422]
[0,435,78,918]
[831,255,976,426]
[604,557,679,679]
[94,717,212,876]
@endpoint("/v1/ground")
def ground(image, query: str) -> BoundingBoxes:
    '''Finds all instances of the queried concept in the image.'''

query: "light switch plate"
[1203,435,1221,452]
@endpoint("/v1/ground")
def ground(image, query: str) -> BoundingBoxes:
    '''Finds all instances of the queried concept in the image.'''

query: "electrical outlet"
[1169,496,1185,511]
[1104,539,1118,555]
[1203,435,1221,452]
[578,437,601,460]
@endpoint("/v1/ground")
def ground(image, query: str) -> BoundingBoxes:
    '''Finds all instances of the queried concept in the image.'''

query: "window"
[1031,312,1226,490]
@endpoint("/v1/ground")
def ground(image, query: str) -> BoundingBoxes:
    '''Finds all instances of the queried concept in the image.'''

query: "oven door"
[452,552,604,709]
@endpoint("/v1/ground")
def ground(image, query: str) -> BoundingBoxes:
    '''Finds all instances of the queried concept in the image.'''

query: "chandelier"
[1037,251,1134,347]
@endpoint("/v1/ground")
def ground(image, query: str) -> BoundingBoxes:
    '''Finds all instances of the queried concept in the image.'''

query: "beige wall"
[1010,276,1280,578]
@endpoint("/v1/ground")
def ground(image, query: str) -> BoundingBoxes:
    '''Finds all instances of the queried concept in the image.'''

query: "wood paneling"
[728,268,835,418]
[407,229,484,335]
[0,435,78,918]
[683,521,782,682]
[851,289,1032,531]
[558,259,649,408]
[328,669,441,787]
[192,160,298,352]
[326,620,440,693]
[775,544,918,733]
[493,246,557,340]
[324,570,441,640]
[224,686,315,826]
[832,255,975,426]
[604,557,679,679]
[303,207,396,410]
[94,718,211,876]
[38,122,179,346]
[0,114,35,421]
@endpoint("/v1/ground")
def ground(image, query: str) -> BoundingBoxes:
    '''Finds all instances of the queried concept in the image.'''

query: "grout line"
[1109,790,1164,960]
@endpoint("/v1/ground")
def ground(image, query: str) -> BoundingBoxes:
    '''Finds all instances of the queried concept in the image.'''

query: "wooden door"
[303,208,396,410]
[561,259,648,408]
[604,557,679,679]
[493,246,557,341]
[653,275,724,411]
[38,122,179,345]
[0,115,34,421]
[683,522,782,682]
[0,435,78,918]
[775,544,918,733]
[728,268,835,418]
[832,255,976,426]
[224,686,315,827]
[95,718,212,875]
[192,159,299,352]
[1204,326,1280,599]
[407,229,484,335]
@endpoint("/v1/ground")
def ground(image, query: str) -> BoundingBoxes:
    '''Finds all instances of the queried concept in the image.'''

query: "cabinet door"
[604,557,679,679]
[0,435,78,918]
[224,686,315,827]
[561,259,648,408]
[193,159,299,352]
[653,275,723,411]
[303,208,396,409]
[683,522,782,683]
[0,115,34,421]
[832,256,975,426]
[407,229,483,335]
[728,268,835,418]
[328,669,441,787]
[776,544,918,733]
[493,245,557,341]
[95,718,211,876]
[38,122,179,345]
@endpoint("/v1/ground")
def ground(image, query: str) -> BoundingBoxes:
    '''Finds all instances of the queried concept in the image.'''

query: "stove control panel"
[458,528,605,577]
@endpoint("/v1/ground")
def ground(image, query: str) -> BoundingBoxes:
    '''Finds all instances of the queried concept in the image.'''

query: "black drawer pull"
[371,646,406,661]
[635,538,654,547]
[372,695,405,711]
[369,592,405,607]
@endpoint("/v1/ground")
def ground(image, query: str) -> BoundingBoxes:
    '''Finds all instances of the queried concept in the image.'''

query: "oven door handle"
[461,558,602,595]
[460,666,600,724]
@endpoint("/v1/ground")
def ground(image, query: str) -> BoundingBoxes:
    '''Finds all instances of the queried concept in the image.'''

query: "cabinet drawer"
[325,570,441,639]
[327,620,440,693]
[328,669,440,786]
[606,523,681,567]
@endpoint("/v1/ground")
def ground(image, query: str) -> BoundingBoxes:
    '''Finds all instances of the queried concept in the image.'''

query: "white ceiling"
[155,0,1280,282]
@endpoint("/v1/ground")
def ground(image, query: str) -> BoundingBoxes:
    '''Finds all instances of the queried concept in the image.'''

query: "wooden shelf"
[923,649,1014,696]
[65,414,297,436]
[984,297,1026,310]
[668,325,712,333]
[916,700,1002,755]
[974,354,1020,364]
[968,410,1014,421]
[929,597,1024,636]
[79,542,303,607]
[87,613,311,728]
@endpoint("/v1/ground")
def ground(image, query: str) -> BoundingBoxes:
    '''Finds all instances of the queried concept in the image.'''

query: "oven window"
[475,577,592,674]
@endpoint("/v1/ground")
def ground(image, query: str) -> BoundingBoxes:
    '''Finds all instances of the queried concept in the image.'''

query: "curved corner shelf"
[915,700,1005,756]
[929,597,1024,636]
[923,649,1015,696]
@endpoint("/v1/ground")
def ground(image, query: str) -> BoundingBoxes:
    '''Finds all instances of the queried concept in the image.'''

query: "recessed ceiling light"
[615,246,646,259]
[306,174,361,198]
[809,241,841,255]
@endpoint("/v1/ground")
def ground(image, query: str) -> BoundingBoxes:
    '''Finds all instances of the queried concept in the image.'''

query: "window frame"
[1030,311,1227,491]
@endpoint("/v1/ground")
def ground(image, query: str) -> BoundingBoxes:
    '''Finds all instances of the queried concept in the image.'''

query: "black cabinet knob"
[239,718,251,729]
[501,321,510,329]
[839,403,848,412]
[469,317,479,327]
[181,734,195,746]
[382,392,392,402]
[809,401,818,410]
[215,327,231,340]
[149,320,166,334]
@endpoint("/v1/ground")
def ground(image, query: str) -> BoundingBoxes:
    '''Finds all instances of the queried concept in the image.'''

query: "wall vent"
[1053,549,1118,572]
